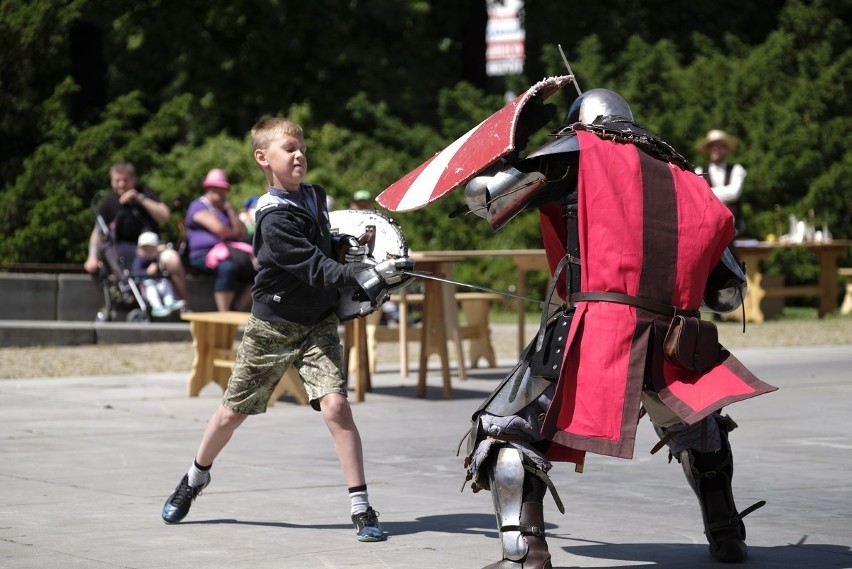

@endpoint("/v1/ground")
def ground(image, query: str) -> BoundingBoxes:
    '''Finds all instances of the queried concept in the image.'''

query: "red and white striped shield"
[376,75,573,212]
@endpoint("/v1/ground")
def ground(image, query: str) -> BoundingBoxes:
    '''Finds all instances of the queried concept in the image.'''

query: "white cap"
[137,231,160,247]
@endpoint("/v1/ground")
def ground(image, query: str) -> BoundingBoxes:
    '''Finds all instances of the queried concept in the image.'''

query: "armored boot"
[483,447,552,569]
[678,418,764,563]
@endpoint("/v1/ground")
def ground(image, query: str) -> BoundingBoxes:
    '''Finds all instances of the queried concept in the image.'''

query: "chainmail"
[560,116,695,172]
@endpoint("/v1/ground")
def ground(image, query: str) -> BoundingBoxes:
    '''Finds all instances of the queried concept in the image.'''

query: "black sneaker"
[351,507,386,542]
[161,474,209,524]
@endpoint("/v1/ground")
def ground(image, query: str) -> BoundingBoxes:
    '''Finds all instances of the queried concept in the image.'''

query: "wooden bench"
[840,267,852,315]
[181,311,308,407]
[457,292,502,368]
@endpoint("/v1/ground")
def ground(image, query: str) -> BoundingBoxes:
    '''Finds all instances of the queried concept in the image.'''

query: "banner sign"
[486,0,525,76]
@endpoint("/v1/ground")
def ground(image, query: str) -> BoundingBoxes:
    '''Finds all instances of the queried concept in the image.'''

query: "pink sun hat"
[202,168,230,190]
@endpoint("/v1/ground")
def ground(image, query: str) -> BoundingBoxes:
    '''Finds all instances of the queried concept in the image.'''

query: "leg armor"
[654,414,766,563]
[460,325,567,569]
[482,447,553,569]
[459,247,575,569]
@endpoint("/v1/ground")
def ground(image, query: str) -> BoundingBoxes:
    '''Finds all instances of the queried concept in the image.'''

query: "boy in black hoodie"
[161,117,413,542]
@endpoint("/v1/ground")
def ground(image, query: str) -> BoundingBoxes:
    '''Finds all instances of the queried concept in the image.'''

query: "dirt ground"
[1,315,849,379]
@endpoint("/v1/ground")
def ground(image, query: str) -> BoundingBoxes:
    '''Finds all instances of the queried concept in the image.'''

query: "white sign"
[486,0,525,76]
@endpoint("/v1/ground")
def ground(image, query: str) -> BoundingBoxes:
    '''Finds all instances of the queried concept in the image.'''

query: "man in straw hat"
[696,129,747,235]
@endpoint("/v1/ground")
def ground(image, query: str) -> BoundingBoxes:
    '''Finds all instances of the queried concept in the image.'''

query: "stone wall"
[0,272,218,322]
[0,272,221,347]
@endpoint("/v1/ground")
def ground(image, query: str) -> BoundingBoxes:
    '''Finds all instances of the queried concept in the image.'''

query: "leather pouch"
[663,315,720,373]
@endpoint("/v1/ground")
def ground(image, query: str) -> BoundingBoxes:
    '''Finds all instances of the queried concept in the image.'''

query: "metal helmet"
[527,88,633,160]
[565,88,633,125]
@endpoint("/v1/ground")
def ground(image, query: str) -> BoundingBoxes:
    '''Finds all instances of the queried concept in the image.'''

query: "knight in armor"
[380,82,777,567]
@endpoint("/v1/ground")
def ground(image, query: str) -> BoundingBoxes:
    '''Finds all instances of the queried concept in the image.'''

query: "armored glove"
[372,257,415,290]
[347,256,415,318]
[332,233,369,264]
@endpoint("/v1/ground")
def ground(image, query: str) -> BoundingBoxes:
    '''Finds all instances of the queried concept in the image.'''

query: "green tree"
[2,0,850,292]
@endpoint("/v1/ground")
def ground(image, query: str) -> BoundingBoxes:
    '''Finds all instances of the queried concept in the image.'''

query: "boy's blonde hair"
[251,117,303,151]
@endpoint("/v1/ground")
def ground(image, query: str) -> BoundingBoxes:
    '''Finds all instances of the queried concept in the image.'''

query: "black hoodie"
[251,183,365,324]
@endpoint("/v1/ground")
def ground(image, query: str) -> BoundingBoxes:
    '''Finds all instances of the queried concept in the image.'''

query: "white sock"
[188,459,211,488]
[349,485,369,516]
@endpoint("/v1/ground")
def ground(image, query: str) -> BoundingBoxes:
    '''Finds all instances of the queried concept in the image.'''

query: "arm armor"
[703,247,747,313]
[464,145,580,232]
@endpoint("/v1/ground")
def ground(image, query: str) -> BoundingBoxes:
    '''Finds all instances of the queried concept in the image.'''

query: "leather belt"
[569,291,698,318]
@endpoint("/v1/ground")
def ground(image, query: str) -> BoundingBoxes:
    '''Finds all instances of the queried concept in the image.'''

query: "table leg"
[740,252,767,323]
[817,251,843,318]
[513,253,549,354]
[343,319,353,384]
[187,321,209,396]
[417,278,453,398]
[353,317,371,402]
[443,283,467,382]
[516,270,527,355]
[212,323,237,390]
[399,288,409,378]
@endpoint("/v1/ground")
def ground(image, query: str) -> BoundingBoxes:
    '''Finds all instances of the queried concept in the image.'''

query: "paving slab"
[1,344,851,569]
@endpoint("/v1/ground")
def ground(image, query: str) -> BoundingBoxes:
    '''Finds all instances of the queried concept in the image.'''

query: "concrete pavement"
[1,344,851,568]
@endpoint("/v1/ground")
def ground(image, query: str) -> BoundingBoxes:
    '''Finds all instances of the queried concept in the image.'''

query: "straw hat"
[202,168,230,190]
[699,129,737,154]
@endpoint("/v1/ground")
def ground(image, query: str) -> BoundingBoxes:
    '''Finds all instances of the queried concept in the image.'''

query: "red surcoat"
[539,131,776,464]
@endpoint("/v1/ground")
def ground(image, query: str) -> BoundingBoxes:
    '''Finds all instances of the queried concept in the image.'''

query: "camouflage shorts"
[223,313,346,414]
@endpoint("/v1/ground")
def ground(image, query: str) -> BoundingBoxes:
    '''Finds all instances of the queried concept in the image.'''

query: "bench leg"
[841,282,852,316]
[461,299,497,368]
[188,321,238,396]
[268,367,309,406]
[418,280,454,398]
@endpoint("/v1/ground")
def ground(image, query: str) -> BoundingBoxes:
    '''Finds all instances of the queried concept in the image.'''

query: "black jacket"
[251,183,364,325]
[98,186,161,244]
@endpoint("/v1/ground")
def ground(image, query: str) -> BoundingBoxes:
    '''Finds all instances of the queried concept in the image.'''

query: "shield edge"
[377,75,574,212]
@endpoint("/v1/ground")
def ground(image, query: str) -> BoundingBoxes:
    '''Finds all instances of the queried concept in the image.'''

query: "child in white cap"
[132,231,185,317]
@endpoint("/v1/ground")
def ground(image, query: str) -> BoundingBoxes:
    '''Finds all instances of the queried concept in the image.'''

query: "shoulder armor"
[575,119,694,171]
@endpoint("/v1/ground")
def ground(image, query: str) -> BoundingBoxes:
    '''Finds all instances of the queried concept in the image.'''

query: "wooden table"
[413,249,550,353]
[354,253,468,398]
[733,240,851,323]
[406,253,468,398]
[180,311,370,404]
[364,249,550,396]
[505,250,550,352]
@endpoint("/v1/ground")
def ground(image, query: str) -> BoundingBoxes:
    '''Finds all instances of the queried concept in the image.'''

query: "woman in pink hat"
[184,168,256,311]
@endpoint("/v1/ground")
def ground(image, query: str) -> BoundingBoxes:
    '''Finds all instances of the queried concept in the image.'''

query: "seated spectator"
[349,189,372,210]
[131,231,185,317]
[239,194,260,236]
[84,161,188,303]
[184,168,256,311]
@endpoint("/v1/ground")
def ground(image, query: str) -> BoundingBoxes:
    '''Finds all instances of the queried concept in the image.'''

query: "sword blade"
[402,270,551,306]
